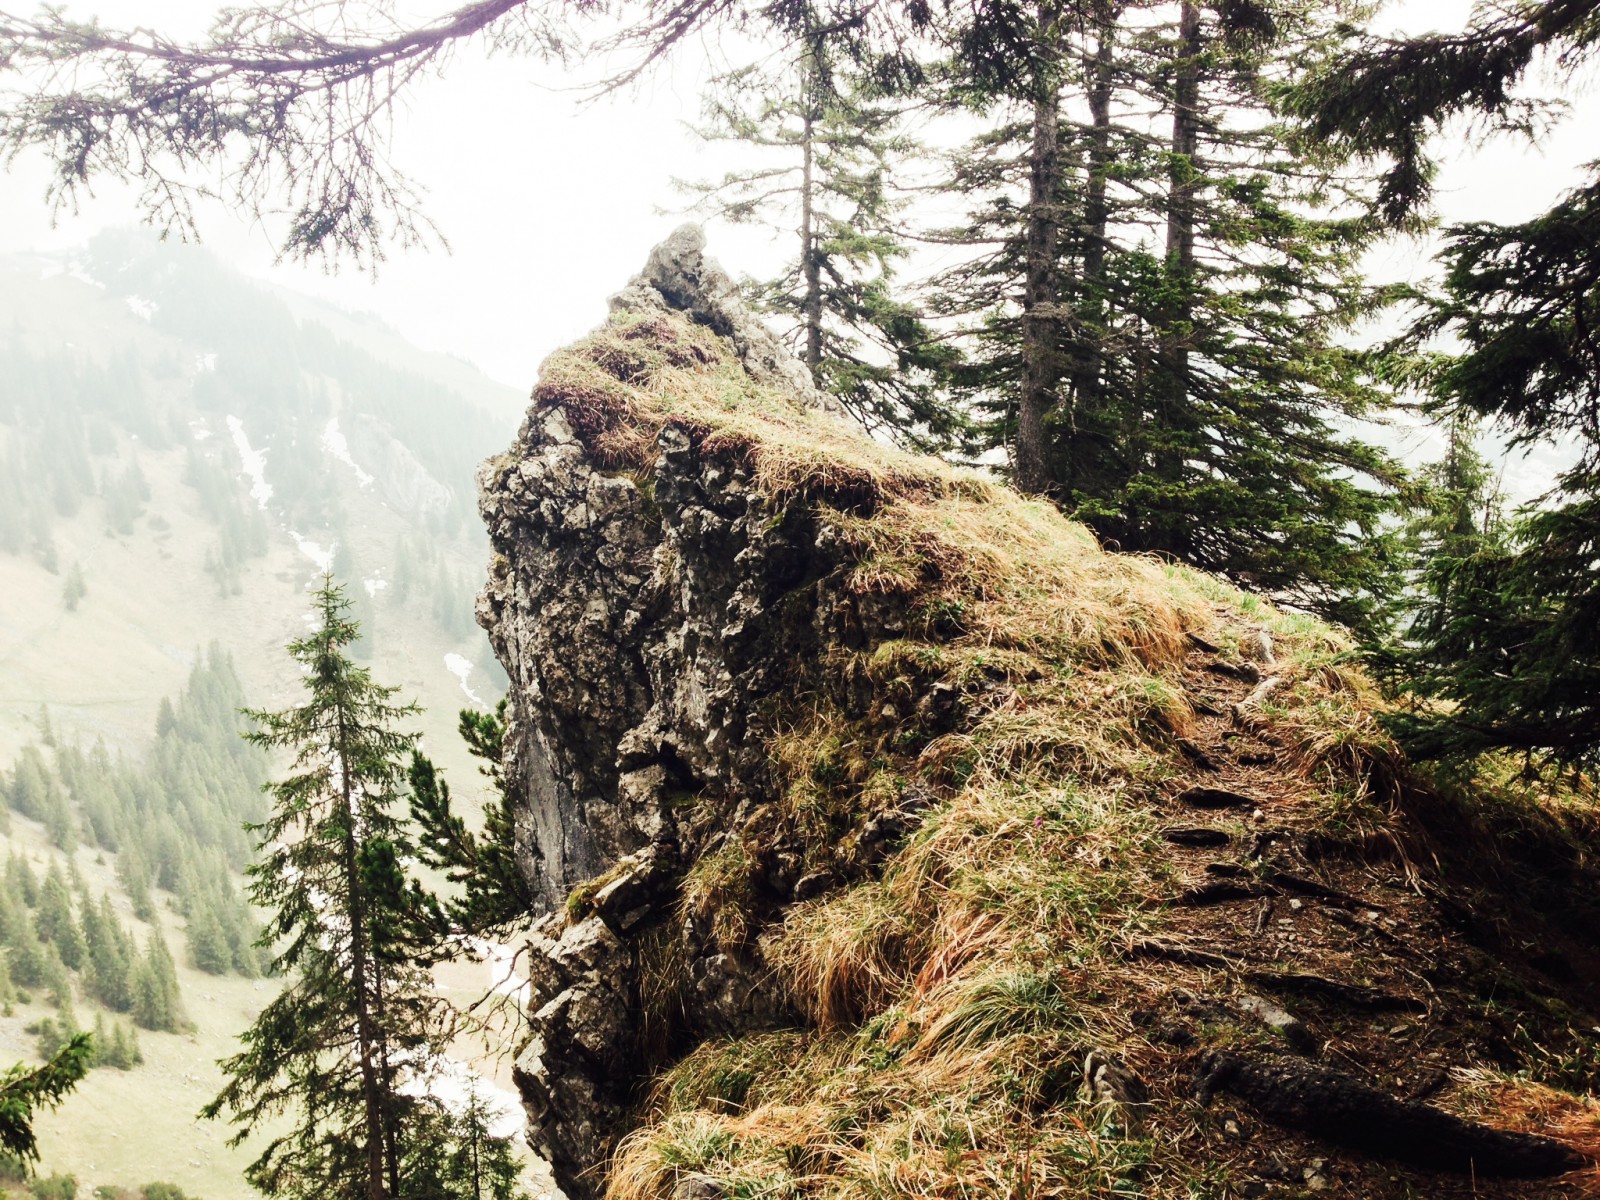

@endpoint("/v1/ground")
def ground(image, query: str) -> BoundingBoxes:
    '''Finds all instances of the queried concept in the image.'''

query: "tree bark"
[1061,0,1119,495]
[1015,2,1064,496]
[1153,0,1202,549]
[338,704,387,1200]
[800,32,824,379]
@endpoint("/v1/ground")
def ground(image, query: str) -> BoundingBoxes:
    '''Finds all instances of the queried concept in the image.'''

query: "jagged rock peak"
[607,224,846,418]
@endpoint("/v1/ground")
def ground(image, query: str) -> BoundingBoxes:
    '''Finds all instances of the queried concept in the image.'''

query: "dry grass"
[1451,1069,1600,1196]
[681,838,759,950]
[538,311,988,506]
[769,881,924,1032]
[538,309,1595,1200]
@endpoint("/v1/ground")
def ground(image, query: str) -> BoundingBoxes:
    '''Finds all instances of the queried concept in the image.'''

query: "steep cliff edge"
[479,228,1600,1200]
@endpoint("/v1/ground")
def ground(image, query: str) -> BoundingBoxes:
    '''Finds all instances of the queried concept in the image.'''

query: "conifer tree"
[407,701,532,938]
[1299,0,1600,759]
[60,564,86,613]
[204,578,447,1200]
[400,1087,527,1200]
[680,9,960,446]
[933,0,1402,627]
[82,896,134,1014]
[131,929,184,1033]
[0,1034,91,1168]
[34,867,84,971]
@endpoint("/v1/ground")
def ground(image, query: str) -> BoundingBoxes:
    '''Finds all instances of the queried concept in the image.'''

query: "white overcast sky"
[0,0,1595,392]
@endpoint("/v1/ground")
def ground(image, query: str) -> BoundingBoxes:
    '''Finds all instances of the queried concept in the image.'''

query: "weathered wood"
[1196,1052,1588,1177]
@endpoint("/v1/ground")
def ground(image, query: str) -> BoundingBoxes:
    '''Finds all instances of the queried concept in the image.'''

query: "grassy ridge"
[539,309,1600,1199]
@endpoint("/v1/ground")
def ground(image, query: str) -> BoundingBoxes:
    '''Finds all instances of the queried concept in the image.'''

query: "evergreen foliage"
[407,700,533,937]
[680,15,962,447]
[60,565,86,613]
[130,928,186,1034]
[399,1087,527,1200]
[1301,0,1600,762]
[0,1033,91,1168]
[205,579,465,1200]
[1,646,269,975]
[929,0,1404,629]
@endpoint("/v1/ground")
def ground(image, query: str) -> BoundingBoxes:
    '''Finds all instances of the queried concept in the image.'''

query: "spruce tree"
[34,867,84,971]
[82,896,134,1014]
[400,1086,527,1200]
[60,564,86,612]
[680,9,960,446]
[204,578,447,1200]
[1299,0,1600,760]
[131,929,184,1033]
[0,1035,91,1168]
[932,0,1402,628]
[406,701,533,938]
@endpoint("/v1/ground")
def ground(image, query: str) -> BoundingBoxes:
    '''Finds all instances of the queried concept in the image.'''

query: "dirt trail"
[1114,625,1600,1197]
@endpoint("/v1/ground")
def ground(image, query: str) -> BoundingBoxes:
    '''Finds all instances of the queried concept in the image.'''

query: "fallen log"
[1195,1052,1589,1177]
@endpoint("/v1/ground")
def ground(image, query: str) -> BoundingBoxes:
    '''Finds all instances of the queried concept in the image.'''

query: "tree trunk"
[338,706,387,1200]
[1016,3,1063,496]
[1062,0,1118,492]
[800,34,824,378]
[1162,1,1200,381]
[377,975,400,1199]
[1154,0,1202,550]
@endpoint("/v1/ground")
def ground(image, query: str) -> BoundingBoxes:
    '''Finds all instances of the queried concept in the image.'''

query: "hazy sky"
[0,0,1595,393]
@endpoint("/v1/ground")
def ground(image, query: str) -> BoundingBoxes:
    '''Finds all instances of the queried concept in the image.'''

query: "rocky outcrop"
[478,229,1600,1200]
[477,227,888,1193]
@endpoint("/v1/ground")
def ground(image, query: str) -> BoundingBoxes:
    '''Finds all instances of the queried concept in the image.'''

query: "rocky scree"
[478,227,1600,1200]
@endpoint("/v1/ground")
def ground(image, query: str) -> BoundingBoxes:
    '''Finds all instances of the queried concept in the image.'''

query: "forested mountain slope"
[0,233,528,1197]
[481,229,1600,1200]
[0,229,518,764]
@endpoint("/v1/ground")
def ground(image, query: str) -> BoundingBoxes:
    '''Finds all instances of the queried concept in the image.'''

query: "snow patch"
[193,352,217,374]
[125,294,157,321]
[226,416,273,510]
[321,416,374,488]
[290,533,333,574]
[398,1056,524,1142]
[444,654,484,705]
[188,419,212,442]
[363,577,387,598]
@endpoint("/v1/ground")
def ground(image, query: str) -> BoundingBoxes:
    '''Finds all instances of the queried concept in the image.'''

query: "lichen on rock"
[478,228,1600,1200]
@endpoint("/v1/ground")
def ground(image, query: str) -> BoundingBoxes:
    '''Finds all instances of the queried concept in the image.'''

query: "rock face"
[477,227,879,1193]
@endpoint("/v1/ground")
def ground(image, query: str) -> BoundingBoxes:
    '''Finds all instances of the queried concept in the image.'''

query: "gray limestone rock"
[478,228,888,1197]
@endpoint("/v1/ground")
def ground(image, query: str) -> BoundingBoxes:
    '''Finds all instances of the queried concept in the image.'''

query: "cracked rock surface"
[478,227,874,1194]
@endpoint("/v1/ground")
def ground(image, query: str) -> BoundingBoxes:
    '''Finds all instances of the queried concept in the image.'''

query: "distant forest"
[0,649,256,1070]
